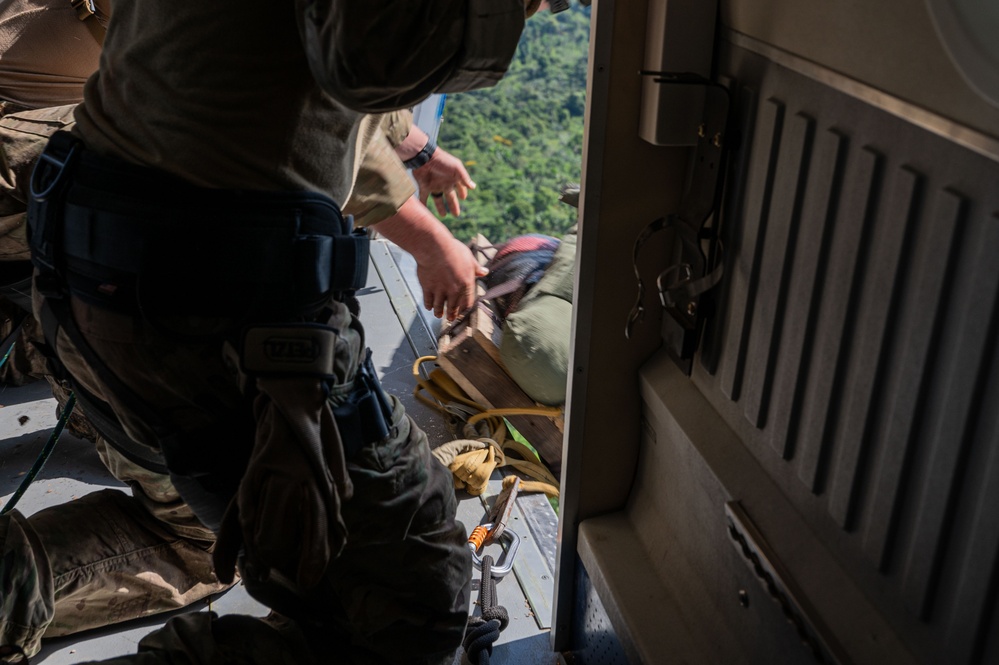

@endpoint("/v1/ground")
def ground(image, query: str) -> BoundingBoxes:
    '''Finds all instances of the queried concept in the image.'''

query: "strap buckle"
[29,133,80,202]
[71,0,96,21]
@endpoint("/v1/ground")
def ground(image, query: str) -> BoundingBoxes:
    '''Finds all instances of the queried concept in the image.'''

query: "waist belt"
[29,131,369,319]
[25,131,386,491]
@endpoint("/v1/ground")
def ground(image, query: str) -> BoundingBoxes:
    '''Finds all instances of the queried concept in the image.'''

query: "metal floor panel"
[1,242,558,664]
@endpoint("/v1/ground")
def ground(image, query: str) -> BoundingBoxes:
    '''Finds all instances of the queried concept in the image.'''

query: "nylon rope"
[462,554,509,665]
[1,393,77,516]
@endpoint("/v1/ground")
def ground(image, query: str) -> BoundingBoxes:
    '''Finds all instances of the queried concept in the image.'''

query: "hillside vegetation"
[437,5,591,243]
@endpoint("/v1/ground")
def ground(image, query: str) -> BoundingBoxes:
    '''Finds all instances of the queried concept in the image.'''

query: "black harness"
[27,131,393,532]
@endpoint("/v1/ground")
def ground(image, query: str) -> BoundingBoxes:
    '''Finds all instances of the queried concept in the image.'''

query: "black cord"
[463,555,510,665]
[0,393,76,516]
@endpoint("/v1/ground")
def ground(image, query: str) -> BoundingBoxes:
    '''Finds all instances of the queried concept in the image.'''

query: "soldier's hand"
[413,147,476,217]
[416,236,488,321]
[373,197,487,321]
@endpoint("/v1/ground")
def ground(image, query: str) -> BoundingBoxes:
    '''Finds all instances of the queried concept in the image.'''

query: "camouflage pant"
[0,105,78,259]
[0,438,226,658]
[10,291,471,664]
[0,104,76,386]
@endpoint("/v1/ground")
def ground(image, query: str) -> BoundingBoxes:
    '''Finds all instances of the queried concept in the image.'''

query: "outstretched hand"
[373,197,488,321]
[413,146,476,217]
[416,235,489,321]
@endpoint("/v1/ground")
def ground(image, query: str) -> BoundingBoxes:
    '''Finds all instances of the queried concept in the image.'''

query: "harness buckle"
[70,0,96,21]
[29,132,80,202]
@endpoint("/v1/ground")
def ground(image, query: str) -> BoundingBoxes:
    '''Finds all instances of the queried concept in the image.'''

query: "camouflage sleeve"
[341,128,415,227]
[379,110,414,149]
[297,0,526,112]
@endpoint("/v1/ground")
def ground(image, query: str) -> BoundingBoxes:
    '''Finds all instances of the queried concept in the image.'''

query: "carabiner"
[468,528,520,579]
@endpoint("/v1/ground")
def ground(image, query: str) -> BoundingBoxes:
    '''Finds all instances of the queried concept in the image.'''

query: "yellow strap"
[502,473,558,499]
[70,0,107,45]
[467,405,562,426]
[414,356,561,498]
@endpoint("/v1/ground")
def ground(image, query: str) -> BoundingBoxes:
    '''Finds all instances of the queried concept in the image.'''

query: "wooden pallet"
[436,236,565,473]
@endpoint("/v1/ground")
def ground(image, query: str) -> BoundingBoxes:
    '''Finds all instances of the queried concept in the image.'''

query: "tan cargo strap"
[71,0,108,45]
[413,356,560,498]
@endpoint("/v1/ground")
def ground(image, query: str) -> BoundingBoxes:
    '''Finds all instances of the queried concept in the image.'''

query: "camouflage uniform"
[0,0,109,387]
[0,19,200,649]
[0,0,528,658]
[0,438,224,656]
[6,289,470,664]
[0,104,75,386]
[0,3,456,663]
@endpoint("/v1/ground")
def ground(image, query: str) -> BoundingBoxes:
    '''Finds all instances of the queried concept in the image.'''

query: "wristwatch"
[403,139,437,170]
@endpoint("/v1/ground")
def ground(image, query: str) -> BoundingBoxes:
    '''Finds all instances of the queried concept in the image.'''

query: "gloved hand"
[214,377,352,589]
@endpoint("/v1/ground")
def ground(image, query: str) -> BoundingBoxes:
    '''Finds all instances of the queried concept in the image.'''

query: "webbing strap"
[30,132,367,320]
[71,0,108,45]
[0,310,28,370]
[70,382,169,475]
[37,287,174,443]
[413,356,561,498]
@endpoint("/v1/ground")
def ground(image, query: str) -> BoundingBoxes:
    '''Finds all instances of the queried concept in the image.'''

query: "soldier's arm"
[297,0,535,112]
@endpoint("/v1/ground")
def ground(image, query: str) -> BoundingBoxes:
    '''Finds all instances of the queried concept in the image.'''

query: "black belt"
[30,131,369,319]
[25,132,392,532]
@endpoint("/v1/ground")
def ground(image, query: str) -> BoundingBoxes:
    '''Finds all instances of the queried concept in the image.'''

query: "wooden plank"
[435,233,564,472]
[438,312,564,474]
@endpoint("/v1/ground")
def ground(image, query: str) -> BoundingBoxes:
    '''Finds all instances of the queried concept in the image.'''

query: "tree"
[438,5,591,243]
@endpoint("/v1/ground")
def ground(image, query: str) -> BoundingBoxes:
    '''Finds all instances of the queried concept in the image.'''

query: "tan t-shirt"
[0,0,110,108]
[73,0,409,215]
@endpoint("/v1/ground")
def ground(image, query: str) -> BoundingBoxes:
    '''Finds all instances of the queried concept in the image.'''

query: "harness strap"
[27,132,393,537]
[0,310,28,370]
[70,382,169,475]
[32,132,369,320]
[0,393,76,516]
[71,0,108,45]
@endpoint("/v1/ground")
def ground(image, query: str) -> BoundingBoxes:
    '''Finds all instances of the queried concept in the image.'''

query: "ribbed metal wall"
[697,44,999,665]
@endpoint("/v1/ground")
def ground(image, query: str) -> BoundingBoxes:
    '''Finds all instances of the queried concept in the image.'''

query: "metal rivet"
[686,301,697,316]
[713,132,723,147]
[738,590,750,608]
[697,124,706,138]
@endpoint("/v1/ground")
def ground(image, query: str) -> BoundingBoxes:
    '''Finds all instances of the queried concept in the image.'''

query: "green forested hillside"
[437,5,591,242]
